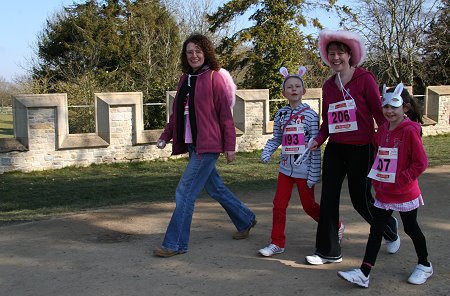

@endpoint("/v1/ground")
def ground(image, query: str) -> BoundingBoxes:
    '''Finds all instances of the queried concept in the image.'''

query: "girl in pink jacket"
[338,83,432,288]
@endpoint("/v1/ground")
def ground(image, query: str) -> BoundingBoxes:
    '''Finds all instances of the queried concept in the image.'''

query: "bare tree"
[162,0,238,43]
[348,0,440,89]
[0,77,20,109]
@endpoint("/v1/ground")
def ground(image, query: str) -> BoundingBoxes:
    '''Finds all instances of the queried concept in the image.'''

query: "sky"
[0,1,344,83]
[0,1,86,82]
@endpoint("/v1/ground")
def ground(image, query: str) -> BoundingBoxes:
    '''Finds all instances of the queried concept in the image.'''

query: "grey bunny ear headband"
[280,66,307,88]
[382,83,404,107]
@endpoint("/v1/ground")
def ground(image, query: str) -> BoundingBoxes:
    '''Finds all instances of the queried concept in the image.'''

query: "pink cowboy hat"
[318,29,366,67]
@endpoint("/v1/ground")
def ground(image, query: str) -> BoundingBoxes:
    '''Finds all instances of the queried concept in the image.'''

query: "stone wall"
[0,86,449,174]
[1,93,166,174]
[422,86,450,135]
[0,90,275,174]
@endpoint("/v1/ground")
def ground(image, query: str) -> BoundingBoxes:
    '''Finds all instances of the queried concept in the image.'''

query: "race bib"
[282,123,306,155]
[368,147,398,183]
[327,99,358,133]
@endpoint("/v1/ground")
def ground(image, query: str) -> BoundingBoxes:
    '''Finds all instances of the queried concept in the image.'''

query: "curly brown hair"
[180,33,220,73]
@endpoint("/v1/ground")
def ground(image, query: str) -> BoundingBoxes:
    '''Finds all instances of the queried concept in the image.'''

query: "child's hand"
[309,140,319,151]
[307,181,315,188]
[260,156,270,163]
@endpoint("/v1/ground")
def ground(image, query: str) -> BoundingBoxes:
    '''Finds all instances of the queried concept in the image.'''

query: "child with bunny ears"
[258,66,343,257]
[338,83,432,288]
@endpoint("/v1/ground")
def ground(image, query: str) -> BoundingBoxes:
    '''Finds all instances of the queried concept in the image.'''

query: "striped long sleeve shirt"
[261,103,321,187]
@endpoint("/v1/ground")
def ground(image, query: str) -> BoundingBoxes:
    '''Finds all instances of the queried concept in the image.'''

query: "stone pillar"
[423,86,450,135]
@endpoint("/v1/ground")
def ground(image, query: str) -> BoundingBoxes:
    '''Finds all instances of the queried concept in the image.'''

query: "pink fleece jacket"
[159,68,236,155]
[316,67,386,146]
[372,118,428,203]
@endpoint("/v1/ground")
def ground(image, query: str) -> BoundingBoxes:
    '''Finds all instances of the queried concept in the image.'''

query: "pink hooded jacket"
[372,118,428,203]
[316,67,386,146]
[159,67,236,155]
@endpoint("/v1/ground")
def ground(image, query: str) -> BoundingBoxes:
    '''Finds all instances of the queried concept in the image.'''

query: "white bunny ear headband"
[382,83,404,107]
[280,66,307,88]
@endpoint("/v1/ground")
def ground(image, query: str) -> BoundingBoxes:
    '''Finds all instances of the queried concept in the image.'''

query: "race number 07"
[376,158,391,172]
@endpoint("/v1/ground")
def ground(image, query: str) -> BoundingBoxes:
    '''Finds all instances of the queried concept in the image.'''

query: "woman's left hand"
[224,151,236,164]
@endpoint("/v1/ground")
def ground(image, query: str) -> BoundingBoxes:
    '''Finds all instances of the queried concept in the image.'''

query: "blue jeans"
[162,145,256,252]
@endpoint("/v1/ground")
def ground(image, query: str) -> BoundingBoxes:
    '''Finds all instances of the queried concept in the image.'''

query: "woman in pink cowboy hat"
[305,29,400,265]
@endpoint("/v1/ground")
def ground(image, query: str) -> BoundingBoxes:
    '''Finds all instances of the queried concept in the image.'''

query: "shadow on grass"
[0,127,13,138]
[0,154,280,222]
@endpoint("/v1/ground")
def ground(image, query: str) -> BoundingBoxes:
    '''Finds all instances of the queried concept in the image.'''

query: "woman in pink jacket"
[306,29,399,265]
[153,33,256,257]
[338,83,432,287]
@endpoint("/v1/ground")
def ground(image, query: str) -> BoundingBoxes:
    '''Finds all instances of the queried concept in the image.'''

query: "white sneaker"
[408,263,433,285]
[338,223,345,244]
[385,236,400,254]
[305,254,342,265]
[258,244,284,257]
[338,269,370,288]
[385,217,400,254]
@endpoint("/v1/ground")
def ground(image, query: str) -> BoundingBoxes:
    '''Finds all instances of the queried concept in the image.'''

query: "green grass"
[423,133,450,167]
[0,113,13,138]
[0,134,449,224]
[0,150,281,223]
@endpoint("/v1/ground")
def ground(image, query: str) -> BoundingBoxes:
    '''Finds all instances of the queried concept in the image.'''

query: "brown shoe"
[153,247,183,257]
[233,220,257,240]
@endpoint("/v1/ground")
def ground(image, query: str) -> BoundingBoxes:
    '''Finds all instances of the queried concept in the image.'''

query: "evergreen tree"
[207,0,348,117]
[32,0,180,131]
[421,0,449,87]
